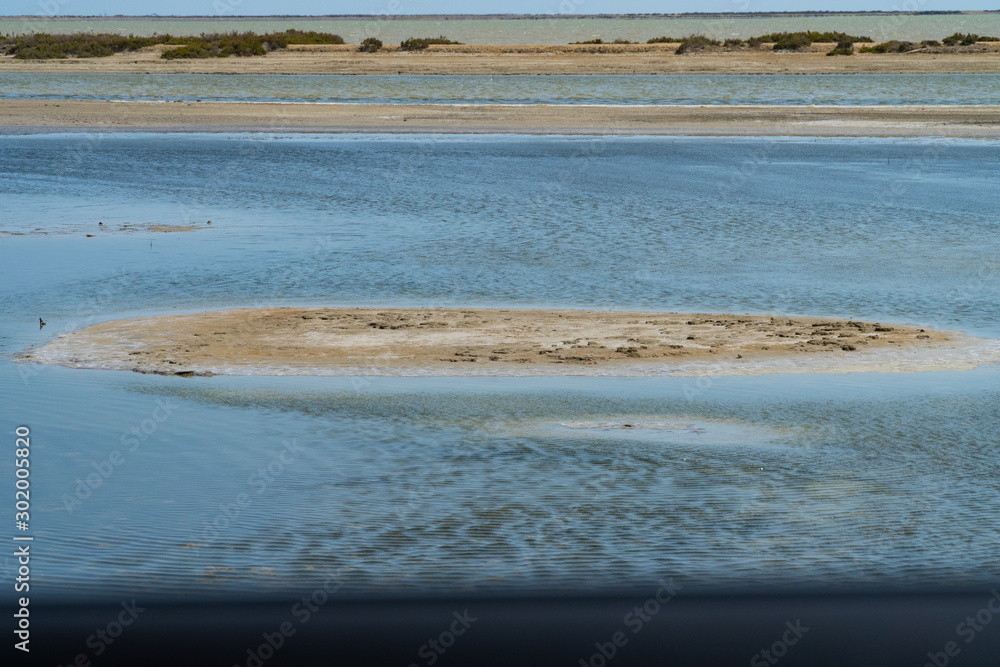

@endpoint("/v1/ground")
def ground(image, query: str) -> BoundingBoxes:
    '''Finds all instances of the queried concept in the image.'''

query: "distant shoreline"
[3,11,999,20]
[3,42,999,76]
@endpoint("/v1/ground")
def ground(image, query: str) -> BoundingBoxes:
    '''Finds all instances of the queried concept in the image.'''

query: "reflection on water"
[4,73,1000,106]
[5,370,1000,600]
[1,134,999,600]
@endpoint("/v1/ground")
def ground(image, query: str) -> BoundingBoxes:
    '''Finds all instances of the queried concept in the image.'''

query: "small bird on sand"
[39,318,46,329]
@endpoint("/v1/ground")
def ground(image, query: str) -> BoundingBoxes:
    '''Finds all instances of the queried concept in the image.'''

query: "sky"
[3,1,998,16]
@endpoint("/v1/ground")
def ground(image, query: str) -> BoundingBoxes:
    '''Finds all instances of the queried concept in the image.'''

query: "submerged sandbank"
[18,307,1000,377]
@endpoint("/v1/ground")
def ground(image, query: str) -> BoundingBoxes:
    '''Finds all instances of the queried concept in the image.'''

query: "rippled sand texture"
[21,307,997,377]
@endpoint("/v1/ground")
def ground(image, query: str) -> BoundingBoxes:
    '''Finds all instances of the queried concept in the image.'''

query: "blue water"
[3,73,1000,106]
[1,133,999,600]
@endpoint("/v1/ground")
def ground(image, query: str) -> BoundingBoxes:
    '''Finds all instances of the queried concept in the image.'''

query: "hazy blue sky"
[3,1,998,16]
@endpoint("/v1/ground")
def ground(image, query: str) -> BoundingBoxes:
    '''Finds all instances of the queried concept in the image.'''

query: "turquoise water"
[4,73,1000,106]
[2,14,999,43]
[1,134,999,599]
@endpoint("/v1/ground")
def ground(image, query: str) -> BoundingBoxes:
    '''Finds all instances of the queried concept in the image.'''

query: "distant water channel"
[3,73,1000,106]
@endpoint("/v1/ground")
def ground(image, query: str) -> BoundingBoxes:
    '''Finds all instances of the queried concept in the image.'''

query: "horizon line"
[3,10,999,19]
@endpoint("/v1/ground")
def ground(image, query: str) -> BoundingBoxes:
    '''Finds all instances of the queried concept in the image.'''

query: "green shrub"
[399,36,461,51]
[162,33,265,59]
[826,39,855,56]
[273,29,344,45]
[675,34,721,54]
[159,30,342,59]
[757,30,872,44]
[827,37,856,55]
[0,29,343,60]
[942,32,999,46]
[646,36,680,44]
[723,38,745,48]
[571,38,632,45]
[1,32,163,59]
[859,40,917,54]
[746,36,763,48]
[359,37,382,53]
[772,33,813,51]
[921,39,942,47]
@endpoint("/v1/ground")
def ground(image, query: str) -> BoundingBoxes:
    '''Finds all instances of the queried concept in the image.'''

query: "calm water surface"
[4,73,1000,106]
[1,134,998,600]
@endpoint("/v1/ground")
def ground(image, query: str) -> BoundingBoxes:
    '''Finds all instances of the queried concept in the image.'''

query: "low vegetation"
[0,32,165,59]
[941,32,999,46]
[758,30,873,45]
[161,30,343,59]
[571,38,633,44]
[398,36,462,51]
[358,37,382,53]
[0,29,344,59]
[826,38,856,56]
[2,29,998,60]
[675,35,721,54]
[860,39,948,53]
[772,33,814,51]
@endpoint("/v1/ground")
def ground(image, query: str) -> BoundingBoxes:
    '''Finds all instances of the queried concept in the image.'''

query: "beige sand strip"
[3,100,1000,137]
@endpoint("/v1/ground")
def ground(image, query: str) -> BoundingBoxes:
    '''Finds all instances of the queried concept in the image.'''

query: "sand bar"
[4,100,1000,137]
[2,43,1000,75]
[19,307,999,377]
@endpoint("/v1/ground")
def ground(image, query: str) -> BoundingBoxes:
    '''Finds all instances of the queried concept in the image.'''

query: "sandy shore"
[20,307,997,377]
[4,99,1000,137]
[2,43,999,74]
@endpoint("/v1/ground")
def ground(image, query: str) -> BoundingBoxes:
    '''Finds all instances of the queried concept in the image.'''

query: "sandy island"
[3,42,1000,75]
[4,43,1000,137]
[19,308,999,377]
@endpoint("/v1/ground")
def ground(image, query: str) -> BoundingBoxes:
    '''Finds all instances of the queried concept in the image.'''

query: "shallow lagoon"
[1,133,998,599]
[4,73,1000,106]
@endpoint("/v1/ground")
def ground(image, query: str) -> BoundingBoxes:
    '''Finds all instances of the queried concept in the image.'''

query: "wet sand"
[20,307,994,377]
[3,99,1000,137]
[2,42,999,75]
